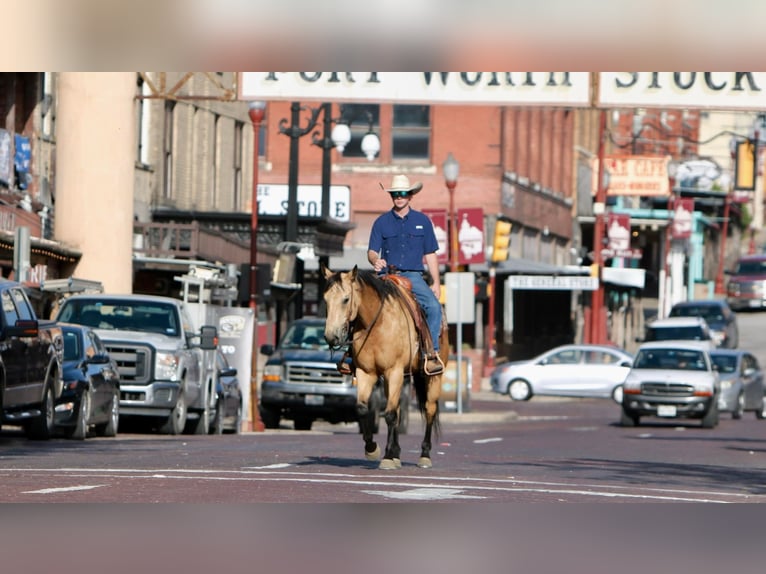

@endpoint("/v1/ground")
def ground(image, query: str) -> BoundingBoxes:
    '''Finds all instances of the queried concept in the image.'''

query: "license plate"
[305,394,324,406]
[657,405,677,417]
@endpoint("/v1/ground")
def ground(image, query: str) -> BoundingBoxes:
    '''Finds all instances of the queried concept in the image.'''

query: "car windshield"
[280,324,330,350]
[645,326,706,341]
[669,306,724,323]
[634,349,707,371]
[710,354,738,374]
[57,299,180,336]
[736,260,766,274]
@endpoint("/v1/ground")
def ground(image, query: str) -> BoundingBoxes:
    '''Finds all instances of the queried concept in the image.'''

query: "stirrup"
[337,354,353,375]
[423,353,445,376]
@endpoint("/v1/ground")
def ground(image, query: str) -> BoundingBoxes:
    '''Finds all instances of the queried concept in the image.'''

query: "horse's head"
[321,264,360,348]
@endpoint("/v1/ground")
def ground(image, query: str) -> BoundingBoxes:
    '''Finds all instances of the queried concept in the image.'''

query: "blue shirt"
[368,208,439,271]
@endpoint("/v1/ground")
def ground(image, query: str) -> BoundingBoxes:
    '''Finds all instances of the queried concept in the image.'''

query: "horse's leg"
[379,369,404,470]
[355,371,380,462]
[418,373,442,469]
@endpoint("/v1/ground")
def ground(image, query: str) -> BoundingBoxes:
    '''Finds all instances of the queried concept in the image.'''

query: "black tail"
[412,371,440,439]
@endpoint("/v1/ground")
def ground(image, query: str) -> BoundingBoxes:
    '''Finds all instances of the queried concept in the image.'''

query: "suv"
[726,254,766,311]
[621,341,720,428]
[641,316,714,348]
[259,317,408,432]
[668,299,738,348]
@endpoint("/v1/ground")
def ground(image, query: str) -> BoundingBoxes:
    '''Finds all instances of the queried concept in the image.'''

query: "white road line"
[473,437,503,444]
[23,485,106,494]
[361,488,486,501]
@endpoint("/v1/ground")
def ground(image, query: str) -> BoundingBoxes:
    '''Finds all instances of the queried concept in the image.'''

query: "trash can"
[440,355,471,412]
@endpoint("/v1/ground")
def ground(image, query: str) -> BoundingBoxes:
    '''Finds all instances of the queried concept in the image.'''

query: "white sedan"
[489,344,634,403]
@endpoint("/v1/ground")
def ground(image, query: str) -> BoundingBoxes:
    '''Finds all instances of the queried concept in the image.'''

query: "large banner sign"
[241,72,766,111]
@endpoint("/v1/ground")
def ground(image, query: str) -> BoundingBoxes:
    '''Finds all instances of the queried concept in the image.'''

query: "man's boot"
[423,352,444,375]
[336,351,353,375]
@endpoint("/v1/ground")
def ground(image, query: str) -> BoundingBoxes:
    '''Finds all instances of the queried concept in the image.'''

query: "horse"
[321,264,449,469]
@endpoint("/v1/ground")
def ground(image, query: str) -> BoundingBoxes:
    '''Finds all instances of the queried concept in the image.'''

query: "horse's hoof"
[365,446,381,461]
[393,458,402,469]
[379,458,398,470]
[417,457,433,469]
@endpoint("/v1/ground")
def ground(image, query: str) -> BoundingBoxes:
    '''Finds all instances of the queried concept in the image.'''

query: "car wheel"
[259,405,281,429]
[95,390,119,437]
[508,379,532,401]
[159,389,187,435]
[756,397,766,420]
[69,388,91,440]
[733,392,745,420]
[294,417,313,431]
[611,385,624,404]
[26,376,56,440]
[620,409,639,427]
[701,402,719,429]
[211,395,225,435]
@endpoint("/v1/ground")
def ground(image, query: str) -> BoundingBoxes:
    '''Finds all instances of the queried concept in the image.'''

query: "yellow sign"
[591,155,671,197]
[735,140,756,191]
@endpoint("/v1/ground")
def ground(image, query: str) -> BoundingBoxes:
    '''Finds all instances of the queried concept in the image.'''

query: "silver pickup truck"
[55,294,217,434]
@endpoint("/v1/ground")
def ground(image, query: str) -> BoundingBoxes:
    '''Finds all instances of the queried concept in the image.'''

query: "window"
[163,100,175,199]
[233,120,243,210]
[41,72,56,139]
[392,104,430,160]
[338,103,379,160]
[136,75,151,165]
[212,114,221,208]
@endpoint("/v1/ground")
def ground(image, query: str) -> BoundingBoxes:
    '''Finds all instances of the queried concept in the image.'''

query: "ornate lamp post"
[247,100,266,432]
[442,152,460,271]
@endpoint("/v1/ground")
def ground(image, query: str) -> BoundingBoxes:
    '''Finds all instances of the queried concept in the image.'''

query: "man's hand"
[373,258,387,273]
[431,283,440,298]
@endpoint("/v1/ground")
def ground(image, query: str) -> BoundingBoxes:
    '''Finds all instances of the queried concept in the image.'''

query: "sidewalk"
[438,376,518,424]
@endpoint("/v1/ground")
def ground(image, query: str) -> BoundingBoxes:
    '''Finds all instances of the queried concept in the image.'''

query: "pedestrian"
[338,174,445,376]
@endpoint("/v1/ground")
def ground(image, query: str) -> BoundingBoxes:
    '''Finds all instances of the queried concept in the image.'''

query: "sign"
[444,272,475,324]
[255,183,351,221]
[240,72,592,106]
[592,155,671,197]
[507,275,598,291]
[598,72,766,110]
[456,207,485,265]
[734,139,756,190]
[600,248,643,259]
[423,209,448,264]
[671,198,694,239]
[607,213,631,252]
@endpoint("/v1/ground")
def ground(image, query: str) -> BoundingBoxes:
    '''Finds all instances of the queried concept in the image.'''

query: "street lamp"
[247,100,266,433]
[442,152,460,271]
[589,110,608,345]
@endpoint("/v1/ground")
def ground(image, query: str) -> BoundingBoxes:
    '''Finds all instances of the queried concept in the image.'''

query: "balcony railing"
[133,222,249,264]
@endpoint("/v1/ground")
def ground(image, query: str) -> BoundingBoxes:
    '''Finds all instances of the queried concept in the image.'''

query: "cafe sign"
[592,155,671,197]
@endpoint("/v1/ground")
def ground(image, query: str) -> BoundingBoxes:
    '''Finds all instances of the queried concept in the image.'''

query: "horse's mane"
[325,268,402,302]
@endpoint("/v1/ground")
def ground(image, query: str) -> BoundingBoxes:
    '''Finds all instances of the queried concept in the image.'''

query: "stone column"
[55,73,135,293]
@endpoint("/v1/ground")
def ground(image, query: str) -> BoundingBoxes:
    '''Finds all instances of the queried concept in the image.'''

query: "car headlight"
[155,352,179,381]
[719,379,732,390]
[710,330,726,345]
[623,379,641,394]
[262,364,282,383]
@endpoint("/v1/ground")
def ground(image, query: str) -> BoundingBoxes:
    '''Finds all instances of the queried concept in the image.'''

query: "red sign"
[422,209,449,264]
[671,198,694,239]
[607,213,631,252]
[457,208,485,265]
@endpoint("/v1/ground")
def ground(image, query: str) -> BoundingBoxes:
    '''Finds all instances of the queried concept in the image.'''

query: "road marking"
[473,437,503,444]
[361,488,486,501]
[23,485,105,494]
[242,463,292,470]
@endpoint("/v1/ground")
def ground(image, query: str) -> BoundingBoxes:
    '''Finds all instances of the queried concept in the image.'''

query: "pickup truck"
[726,253,766,311]
[0,279,64,439]
[55,294,218,434]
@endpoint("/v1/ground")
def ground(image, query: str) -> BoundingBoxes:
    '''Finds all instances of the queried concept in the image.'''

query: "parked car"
[726,253,766,311]
[709,349,765,419]
[56,324,121,439]
[490,344,634,403]
[669,299,739,348]
[640,316,715,348]
[621,341,720,428]
[211,349,242,434]
[259,317,392,432]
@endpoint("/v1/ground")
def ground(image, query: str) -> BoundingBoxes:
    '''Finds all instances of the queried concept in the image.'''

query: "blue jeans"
[401,271,442,353]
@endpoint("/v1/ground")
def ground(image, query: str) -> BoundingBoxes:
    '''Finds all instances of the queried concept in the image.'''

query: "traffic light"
[491,217,512,263]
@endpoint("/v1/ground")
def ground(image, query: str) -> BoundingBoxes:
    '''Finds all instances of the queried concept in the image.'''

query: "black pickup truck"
[0,279,63,439]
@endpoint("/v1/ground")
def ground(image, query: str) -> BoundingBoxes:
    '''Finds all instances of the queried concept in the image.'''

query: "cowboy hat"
[384,174,423,195]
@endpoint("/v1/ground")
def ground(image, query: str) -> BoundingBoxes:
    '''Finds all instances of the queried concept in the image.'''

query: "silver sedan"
[490,344,634,403]
[710,349,765,419]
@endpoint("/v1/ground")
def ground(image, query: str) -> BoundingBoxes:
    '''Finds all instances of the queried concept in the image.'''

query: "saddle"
[381,272,436,357]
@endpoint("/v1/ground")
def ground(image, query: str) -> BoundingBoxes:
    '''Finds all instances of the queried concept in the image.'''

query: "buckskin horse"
[321,264,449,469]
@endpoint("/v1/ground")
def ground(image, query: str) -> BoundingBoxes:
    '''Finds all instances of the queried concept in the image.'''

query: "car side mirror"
[199,325,218,350]
[620,360,632,368]
[87,353,111,364]
[260,344,275,356]
[219,366,237,377]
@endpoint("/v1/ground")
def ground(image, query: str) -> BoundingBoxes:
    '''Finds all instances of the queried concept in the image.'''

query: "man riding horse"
[337,174,445,376]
